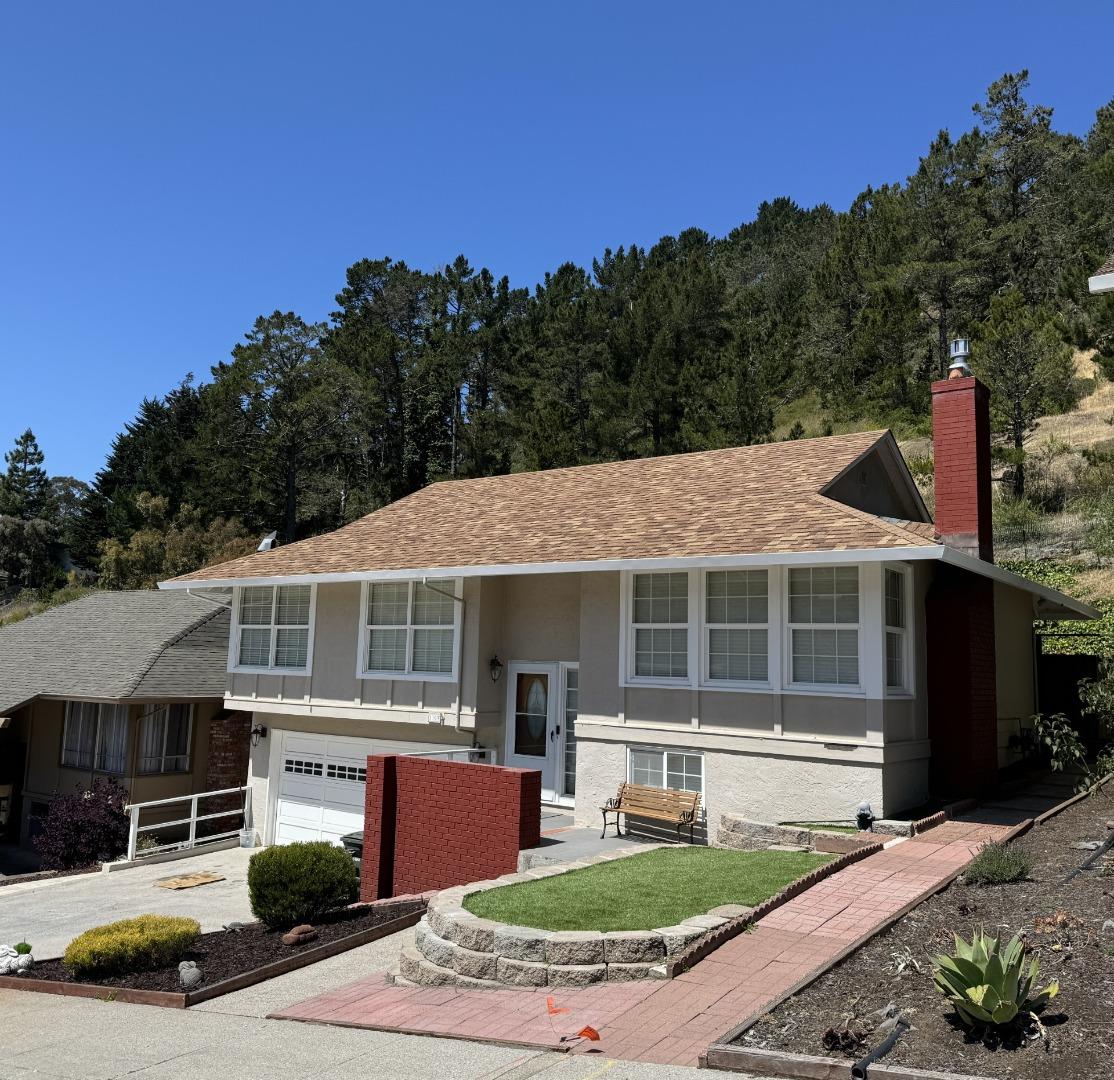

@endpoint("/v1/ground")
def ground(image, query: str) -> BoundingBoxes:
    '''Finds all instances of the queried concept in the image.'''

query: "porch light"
[489,654,504,683]
[250,724,268,747]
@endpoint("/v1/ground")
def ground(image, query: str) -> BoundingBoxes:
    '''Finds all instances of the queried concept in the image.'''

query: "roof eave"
[1088,270,1114,294]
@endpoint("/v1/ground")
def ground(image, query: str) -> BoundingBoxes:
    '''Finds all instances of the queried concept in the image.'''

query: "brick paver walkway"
[270,819,1009,1066]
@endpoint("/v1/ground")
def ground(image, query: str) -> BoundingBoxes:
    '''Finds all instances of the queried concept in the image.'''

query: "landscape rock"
[427,903,467,939]
[547,962,606,987]
[281,924,318,946]
[680,914,729,930]
[452,944,498,981]
[451,916,500,953]
[493,925,551,961]
[603,930,665,964]
[416,928,457,969]
[707,904,753,919]
[654,923,706,954]
[496,956,548,987]
[545,930,605,965]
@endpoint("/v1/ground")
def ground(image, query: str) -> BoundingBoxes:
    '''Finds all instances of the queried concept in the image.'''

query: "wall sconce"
[489,654,504,683]
[250,724,268,748]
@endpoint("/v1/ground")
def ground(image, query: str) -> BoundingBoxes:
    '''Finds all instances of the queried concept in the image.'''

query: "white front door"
[504,663,561,802]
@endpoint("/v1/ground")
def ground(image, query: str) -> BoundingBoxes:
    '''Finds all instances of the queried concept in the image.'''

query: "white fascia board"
[1088,271,1114,294]
[939,547,1100,620]
[158,544,946,591]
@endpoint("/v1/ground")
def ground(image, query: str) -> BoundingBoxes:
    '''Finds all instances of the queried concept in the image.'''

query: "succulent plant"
[933,929,1058,1028]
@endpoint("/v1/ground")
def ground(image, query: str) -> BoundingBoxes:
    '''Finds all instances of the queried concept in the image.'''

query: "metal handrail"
[122,785,250,861]
[404,748,496,764]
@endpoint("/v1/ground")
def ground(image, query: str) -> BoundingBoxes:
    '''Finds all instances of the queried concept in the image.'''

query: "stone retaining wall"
[396,846,750,988]
[716,816,888,854]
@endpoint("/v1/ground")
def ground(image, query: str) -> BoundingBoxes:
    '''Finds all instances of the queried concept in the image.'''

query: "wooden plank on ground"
[154,871,225,890]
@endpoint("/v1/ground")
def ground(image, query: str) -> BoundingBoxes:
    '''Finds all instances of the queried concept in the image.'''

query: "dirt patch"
[27,900,423,992]
[739,796,1114,1080]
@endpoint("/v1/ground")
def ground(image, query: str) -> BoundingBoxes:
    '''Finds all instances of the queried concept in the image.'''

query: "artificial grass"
[463,847,832,932]
[782,821,859,835]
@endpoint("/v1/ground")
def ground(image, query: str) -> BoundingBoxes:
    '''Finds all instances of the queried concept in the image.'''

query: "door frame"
[556,661,578,807]
[503,662,560,802]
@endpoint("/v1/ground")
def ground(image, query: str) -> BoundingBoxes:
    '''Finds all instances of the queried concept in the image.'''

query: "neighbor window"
[235,584,313,670]
[705,569,769,683]
[788,566,860,687]
[631,572,689,679]
[138,704,193,774]
[61,701,130,774]
[362,579,458,677]
[628,747,703,795]
[885,568,909,692]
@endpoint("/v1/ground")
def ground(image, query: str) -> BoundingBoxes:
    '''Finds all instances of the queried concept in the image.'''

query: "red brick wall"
[200,708,251,837]
[931,375,993,561]
[360,755,542,901]
[925,564,999,796]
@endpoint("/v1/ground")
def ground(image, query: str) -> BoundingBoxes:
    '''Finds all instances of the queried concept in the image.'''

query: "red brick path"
[271,821,1008,1066]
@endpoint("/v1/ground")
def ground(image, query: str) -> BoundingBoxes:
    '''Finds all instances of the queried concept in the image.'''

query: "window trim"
[137,703,195,775]
[229,584,317,676]
[884,564,914,696]
[356,578,463,684]
[619,570,698,688]
[60,701,131,775]
[699,568,772,690]
[783,564,864,694]
[625,744,706,813]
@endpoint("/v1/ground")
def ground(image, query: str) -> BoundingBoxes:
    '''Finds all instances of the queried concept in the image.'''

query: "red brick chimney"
[931,374,993,562]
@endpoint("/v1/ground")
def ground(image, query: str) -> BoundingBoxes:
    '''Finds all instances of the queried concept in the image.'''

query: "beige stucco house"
[161,375,1096,846]
[0,591,246,848]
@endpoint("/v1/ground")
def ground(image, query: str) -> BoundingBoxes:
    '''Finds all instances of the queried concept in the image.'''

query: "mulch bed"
[0,865,98,889]
[737,794,1114,1079]
[29,900,423,992]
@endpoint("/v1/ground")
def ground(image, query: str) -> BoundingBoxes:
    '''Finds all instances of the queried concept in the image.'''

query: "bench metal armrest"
[604,797,621,810]
[678,809,696,824]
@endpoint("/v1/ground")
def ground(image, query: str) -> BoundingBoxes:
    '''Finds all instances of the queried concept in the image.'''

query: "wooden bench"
[600,782,701,843]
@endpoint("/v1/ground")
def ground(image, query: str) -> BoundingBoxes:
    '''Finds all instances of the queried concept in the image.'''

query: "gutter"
[420,577,466,732]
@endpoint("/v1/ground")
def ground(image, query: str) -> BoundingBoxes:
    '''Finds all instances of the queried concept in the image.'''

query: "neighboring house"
[160,375,1096,844]
[1089,252,1114,293]
[0,591,247,847]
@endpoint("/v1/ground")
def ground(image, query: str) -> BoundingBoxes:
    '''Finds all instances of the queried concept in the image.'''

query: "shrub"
[63,915,200,979]
[963,842,1032,885]
[933,929,1057,1028]
[14,942,31,955]
[33,777,130,870]
[247,841,358,929]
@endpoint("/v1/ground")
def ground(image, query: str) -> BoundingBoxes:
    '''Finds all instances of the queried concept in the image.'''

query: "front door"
[505,663,560,802]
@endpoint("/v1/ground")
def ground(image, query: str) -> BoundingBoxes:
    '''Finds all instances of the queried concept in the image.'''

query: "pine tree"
[0,429,50,519]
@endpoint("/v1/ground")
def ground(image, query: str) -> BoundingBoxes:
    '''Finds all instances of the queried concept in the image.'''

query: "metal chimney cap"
[948,338,970,360]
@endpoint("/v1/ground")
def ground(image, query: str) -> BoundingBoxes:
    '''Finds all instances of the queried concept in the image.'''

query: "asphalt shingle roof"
[0,591,230,715]
[167,430,936,586]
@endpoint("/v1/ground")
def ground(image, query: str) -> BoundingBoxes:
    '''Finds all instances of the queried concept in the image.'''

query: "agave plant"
[933,929,1058,1028]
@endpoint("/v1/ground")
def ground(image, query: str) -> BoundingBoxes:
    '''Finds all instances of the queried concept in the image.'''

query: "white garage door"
[272,731,462,846]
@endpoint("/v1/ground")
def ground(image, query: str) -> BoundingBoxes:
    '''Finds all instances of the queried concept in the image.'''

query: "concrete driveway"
[0,847,255,958]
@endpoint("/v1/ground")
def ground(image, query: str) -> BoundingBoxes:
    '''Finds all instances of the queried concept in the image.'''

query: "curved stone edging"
[400,845,751,988]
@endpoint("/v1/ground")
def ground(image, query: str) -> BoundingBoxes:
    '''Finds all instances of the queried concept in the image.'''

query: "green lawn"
[463,847,832,932]
[782,821,859,835]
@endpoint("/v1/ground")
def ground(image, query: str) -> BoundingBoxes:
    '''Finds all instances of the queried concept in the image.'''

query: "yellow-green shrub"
[63,915,200,979]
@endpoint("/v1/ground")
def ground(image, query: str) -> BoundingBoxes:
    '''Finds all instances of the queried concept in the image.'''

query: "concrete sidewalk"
[0,847,255,958]
[271,820,1009,1067]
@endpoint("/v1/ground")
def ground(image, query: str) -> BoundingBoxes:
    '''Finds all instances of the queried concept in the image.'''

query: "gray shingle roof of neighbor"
[0,591,230,715]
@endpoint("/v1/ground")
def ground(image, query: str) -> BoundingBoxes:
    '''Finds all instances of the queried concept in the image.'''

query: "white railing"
[123,785,250,862]
[404,747,496,764]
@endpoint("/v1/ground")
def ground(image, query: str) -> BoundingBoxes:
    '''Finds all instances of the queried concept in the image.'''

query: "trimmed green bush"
[63,915,200,979]
[963,842,1032,885]
[248,841,358,929]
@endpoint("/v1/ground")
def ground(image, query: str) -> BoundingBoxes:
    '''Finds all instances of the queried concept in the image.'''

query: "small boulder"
[282,924,318,946]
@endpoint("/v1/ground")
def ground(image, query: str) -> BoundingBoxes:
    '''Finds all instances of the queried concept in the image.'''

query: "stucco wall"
[994,581,1036,767]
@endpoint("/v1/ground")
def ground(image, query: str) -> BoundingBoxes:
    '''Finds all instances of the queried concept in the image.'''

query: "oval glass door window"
[514,673,549,757]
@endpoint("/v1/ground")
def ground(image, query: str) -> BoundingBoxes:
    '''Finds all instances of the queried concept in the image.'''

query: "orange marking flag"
[577,1026,601,1041]
[546,996,570,1016]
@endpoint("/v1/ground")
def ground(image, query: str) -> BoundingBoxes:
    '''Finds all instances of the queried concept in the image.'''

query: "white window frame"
[137,704,195,775]
[229,584,317,675]
[784,564,864,694]
[884,564,914,696]
[60,701,131,775]
[619,570,698,687]
[626,745,706,814]
[700,568,772,690]
[356,578,462,683]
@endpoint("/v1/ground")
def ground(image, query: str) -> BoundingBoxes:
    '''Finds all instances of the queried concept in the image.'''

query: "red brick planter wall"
[360,755,541,901]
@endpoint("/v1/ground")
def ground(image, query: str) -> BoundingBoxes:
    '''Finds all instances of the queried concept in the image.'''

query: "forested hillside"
[2,72,1113,600]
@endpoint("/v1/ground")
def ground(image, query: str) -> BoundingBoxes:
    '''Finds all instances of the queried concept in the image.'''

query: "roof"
[0,591,230,716]
[1090,252,1114,293]
[165,431,938,586]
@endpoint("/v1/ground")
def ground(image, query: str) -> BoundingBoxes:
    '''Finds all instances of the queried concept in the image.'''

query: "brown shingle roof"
[1096,253,1114,277]
[166,431,937,585]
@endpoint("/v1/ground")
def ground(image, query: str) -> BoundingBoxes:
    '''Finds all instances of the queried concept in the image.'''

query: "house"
[159,374,1096,844]
[1088,252,1114,293]
[0,591,248,847]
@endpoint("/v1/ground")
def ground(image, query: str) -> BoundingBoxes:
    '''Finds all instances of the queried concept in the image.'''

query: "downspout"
[421,578,467,734]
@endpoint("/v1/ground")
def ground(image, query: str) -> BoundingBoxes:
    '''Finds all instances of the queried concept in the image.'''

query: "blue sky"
[1,1,1111,482]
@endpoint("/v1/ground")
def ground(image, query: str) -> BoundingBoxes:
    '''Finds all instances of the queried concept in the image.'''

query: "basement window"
[628,746,704,795]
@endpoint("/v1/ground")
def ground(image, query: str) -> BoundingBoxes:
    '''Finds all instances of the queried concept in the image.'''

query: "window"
[326,763,367,782]
[138,705,193,774]
[284,758,322,776]
[362,579,459,678]
[705,569,768,683]
[61,702,130,773]
[631,572,688,679]
[235,585,313,671]
[885,567,909,691]
[563,666,578,798]
[628,747,703,795]
[788,566,860,687]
